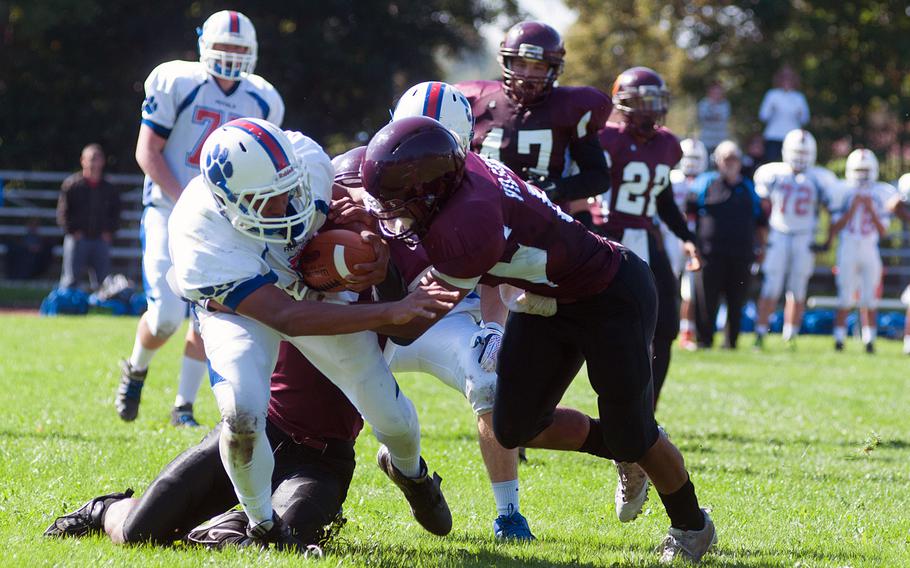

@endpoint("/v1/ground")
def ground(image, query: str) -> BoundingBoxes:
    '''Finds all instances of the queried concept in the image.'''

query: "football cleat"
[170,403,201,427]
[615,461,650,522]
[834,340,844,352]
[377,445,452,536]
[864,342,875,354]
[658,509,717,564]
[44,488,134,538]
[493,505,535,541]
[115,360,147,421]
[187,510,250,549]
[245,512,305,552]
[752,333,764,351]
[679,330,697,352]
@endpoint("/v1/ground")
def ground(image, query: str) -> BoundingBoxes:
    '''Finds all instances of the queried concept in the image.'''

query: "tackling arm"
[540,136,610,202]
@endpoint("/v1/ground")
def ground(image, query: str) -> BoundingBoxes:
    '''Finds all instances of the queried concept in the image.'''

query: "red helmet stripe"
[226,120,290,172]
[422,82,444,120]
[229,11,240,33]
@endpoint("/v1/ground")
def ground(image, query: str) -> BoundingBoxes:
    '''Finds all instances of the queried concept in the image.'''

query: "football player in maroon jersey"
[358,117,716,563]
[456,21,612,227]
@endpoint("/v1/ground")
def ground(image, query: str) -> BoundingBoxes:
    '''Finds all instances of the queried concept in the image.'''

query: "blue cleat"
[493,506,535,541]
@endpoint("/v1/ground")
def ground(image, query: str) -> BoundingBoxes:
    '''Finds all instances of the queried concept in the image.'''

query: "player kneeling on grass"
[45,343,361,554]
[139,118,455,545]
[355,116,716,564]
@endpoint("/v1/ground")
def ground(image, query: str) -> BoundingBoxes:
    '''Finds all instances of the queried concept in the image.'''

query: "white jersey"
[668,169,698,211]
[168,132,333,310]
[832,181,896,248]
[141,60,285,209]
[754,162,841,234]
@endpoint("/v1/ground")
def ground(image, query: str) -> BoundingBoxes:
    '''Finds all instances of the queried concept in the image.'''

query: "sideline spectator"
[688,141,768,349]
[4,218,52,279]
[758,65,809,163]
[696,82,730,157]
[739,134,765,180]
[56,143,120,290]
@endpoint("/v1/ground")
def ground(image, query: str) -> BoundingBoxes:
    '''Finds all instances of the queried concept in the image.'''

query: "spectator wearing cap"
[56,143,121,290]
[697,82,730,158]
[758,65,809,163]
[687,141,769,349]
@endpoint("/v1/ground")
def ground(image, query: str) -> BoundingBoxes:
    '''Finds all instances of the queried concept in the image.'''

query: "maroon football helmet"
[498,21,565,106]
[361,116,466,244]
[611,66,670,137]
[331,145,367,188]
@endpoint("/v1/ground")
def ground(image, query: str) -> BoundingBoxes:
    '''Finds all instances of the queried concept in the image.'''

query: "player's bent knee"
[224,411,264,436]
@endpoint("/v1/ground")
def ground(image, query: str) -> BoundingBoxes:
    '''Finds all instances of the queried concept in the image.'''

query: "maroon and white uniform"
[423,152,621,299]
[595,123,688,262]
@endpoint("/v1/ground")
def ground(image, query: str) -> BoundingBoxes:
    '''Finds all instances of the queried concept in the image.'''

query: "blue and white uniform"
[139,60,284,336]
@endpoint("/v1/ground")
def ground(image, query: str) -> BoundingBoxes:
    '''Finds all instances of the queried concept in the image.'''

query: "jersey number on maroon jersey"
[480,128,553,176]
[613,161,671,217]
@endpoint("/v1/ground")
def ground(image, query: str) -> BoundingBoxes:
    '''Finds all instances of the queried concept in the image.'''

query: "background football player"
[752,129,842,349]
[668,138,708,351]
[119,10,284,427]
[168,118,457,543]
[456,20,612,227]
[830,149,897,353]
[896,174,910,355]
[593,67,702,520]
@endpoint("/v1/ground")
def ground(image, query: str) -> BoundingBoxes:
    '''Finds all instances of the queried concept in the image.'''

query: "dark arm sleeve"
[56,180,72,232]
[657,187,696,242]
[549,135,610,201]
[105,183,121,232]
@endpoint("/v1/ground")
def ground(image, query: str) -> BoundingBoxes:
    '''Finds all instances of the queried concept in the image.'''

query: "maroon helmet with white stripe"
[498,21,565,105]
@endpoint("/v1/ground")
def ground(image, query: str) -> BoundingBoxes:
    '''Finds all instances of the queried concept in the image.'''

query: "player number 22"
[614,162,671,216]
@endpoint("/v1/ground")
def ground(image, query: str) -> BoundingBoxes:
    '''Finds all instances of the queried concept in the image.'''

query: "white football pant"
[141,206,187,337]
[836,242,882,309]
[760,230,815,302]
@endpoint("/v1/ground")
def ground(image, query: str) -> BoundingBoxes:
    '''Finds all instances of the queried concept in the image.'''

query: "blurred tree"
[562,1,910,176]
[0,0,517,171]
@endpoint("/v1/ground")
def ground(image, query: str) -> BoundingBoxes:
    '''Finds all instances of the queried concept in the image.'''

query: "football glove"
[500,285,558,317]
[524,172,561,202]
[471,322,504,373]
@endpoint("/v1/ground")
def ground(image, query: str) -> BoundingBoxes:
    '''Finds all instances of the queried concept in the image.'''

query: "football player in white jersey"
[897,174,910,355]
[667,138,707,351]
[118,11,285,426]
[169,118,458,544]
[752,129,842,348]
[830,149,897,353]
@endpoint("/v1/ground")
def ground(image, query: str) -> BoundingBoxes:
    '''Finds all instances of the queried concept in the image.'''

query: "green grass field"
[1,314,908,567]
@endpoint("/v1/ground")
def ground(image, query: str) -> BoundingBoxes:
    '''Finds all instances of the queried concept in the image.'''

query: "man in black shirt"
[56,143,121,289]
[687,141,768,348]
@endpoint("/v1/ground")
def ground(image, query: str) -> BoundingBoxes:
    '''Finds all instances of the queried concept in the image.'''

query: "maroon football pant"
[492,249,661,463]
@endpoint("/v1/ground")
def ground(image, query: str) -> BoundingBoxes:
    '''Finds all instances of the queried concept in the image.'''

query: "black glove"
[809,241,829,253]
[524,173,560,202]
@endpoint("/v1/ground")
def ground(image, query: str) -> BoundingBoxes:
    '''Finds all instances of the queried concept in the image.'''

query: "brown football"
[295,230,378,292]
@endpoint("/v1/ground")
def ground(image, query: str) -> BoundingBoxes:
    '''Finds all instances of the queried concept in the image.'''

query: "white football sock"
[175,356,207,407]
[903,335,910,354]
[782,323,795,341]
[492,479,520,517]
[219,424,274,526]
[680,319,692,333]
[129,336,157,372]
[389,452,422,479]
[834,327,847,343]
[861,326,876,344]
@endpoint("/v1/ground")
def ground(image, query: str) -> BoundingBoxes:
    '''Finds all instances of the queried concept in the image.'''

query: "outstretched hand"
[388,283,460,325]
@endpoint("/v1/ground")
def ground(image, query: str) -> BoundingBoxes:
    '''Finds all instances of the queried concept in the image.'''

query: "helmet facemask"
[499,49,563,106]
[198,11,258,80]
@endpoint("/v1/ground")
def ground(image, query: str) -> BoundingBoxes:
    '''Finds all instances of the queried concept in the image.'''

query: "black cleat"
[188,510,323,557]
[170,403,201,427]
[834,340,844,352]
[377,445,452,536]
[115,360,146,421]
[247,512,308,552]
[44,489,134,538]
[865,342,875,354]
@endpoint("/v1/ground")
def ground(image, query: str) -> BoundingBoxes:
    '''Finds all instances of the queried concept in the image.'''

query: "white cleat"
[614,461,650,522]
[658,509,717,564]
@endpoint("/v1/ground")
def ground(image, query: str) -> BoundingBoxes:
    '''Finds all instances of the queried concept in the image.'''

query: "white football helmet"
[392,81,475,152]
[897,172,910,202]
[782,129,817,173]
[845,148,879,185]
[679,138,707,177]
[198,10,258,80]
[201,118,315,243]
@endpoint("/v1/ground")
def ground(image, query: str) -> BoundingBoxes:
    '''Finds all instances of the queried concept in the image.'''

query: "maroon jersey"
[595,123,683,230]
[268,342,364,444]
[422,152,620,299]
[456,80,611,181]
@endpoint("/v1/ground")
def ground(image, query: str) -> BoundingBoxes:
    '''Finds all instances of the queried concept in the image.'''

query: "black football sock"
[578,417,613,459]
[658,477,704,531]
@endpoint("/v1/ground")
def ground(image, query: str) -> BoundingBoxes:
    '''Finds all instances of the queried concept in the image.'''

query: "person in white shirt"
[117,11,284,427]
[758,65,809,163]
[830,149,897,353]
[895,174,910,355]
[696,83,730,157]
[753,129,842,349]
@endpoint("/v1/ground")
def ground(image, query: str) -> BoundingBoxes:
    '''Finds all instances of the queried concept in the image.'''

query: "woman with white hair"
[686,141,769,348]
